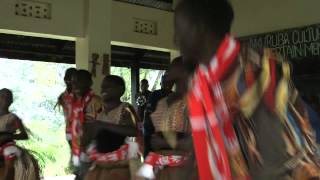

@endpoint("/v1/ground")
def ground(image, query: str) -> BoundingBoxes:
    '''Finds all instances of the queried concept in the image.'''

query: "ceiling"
[115,0,173,11]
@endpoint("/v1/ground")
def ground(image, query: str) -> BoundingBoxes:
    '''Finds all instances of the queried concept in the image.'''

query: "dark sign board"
[240,24,320,60]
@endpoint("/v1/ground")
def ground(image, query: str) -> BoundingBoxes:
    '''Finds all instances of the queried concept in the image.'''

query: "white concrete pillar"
[170,50,180,61]
[75,0,111,94]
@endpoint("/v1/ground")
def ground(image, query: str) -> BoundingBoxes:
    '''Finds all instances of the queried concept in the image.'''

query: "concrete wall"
[231,0,320,37]
[0,0,176,51]
[0,0,85,39]
[1,0,320,49]
[111,1,175,51]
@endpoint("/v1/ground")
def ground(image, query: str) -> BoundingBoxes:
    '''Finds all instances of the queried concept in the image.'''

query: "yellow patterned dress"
[150,97,197,180]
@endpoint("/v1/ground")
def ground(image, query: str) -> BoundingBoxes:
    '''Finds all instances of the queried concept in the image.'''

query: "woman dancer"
[0,88,40,180]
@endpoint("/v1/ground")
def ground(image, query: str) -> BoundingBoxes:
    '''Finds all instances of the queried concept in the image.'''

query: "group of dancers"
[1,0,320,179]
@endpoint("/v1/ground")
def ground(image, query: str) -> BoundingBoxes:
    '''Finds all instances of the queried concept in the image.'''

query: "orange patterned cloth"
[151,97,189,133]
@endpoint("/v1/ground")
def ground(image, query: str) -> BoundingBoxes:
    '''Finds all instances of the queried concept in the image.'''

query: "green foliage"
[17,120,71,176]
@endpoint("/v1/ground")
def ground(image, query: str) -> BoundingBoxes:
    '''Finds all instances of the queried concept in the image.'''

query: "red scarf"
[62,91,74,140]
[87,140,140,163]
[0,142,20,161]
[137,152,188,179]
[88,144,129,163]
[187,35,249,180]
[70,91,94,166]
